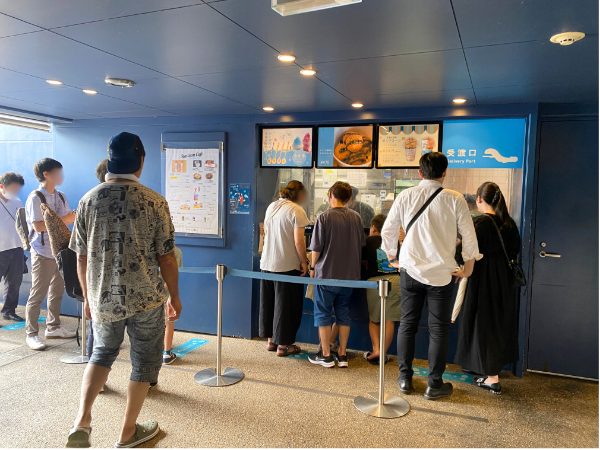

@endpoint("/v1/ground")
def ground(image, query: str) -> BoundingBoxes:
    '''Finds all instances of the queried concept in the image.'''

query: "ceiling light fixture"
[263,106,275,112]
[0,113,51,132]
[82,89,97,95]
[452,97,467,105]
[351,102,364,109]
[550,31,585,46]
[272,0,362,16]
[46,79,63,86]
[277,53,296,63]
[300,68,317,76]
[104,77,136,88]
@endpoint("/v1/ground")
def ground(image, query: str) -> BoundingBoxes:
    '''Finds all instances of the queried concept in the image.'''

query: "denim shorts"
[89,304,165,384]
[313,286,353,327]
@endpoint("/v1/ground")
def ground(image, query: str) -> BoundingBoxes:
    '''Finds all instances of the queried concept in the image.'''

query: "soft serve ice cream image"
[404,136,418,161]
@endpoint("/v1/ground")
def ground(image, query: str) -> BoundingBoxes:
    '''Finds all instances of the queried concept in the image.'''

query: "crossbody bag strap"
[405,187,443,234]
[0,199,15,220]
[487,215,511,265]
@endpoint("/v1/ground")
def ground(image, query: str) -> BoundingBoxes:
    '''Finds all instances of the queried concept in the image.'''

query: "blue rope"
[179,266,217,275]
[228,268,379,290]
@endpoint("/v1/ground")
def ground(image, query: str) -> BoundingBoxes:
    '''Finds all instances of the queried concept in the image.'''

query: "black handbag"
[488,216,526,287]
[56,248,84,301]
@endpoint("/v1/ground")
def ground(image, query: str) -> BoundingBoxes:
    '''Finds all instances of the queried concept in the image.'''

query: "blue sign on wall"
[442,118,526,169]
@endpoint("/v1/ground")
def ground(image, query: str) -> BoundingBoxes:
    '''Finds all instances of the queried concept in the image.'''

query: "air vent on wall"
[272,0,361,16]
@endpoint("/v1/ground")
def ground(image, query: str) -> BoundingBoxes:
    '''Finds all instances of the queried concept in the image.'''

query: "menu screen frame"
[316,123,376,169]
[376,121,443,169]
[259,125,316,169]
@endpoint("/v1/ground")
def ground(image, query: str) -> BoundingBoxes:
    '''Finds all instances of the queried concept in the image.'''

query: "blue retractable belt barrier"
[227,268,379,290]
[180,266,217,275]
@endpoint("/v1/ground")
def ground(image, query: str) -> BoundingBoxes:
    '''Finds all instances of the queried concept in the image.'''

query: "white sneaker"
[26,335,47,350]
[45,327,76,339]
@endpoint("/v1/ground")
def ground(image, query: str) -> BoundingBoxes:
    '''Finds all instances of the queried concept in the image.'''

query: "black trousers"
[0,247,24,315]
[397,270,453,388]
[259,270,304,346]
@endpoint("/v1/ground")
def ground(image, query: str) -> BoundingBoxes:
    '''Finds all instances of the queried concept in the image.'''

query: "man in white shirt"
[0,172,26,322]
[381,152,479,401]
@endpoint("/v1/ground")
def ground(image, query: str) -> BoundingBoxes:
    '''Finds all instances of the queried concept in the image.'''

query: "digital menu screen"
[377,123,441,168]
[260,127,314,168]
[317,125,374,168]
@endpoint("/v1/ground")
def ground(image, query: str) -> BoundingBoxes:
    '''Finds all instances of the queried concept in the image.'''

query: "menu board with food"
[317,125,374,168]
[261,127,313,168]
[377,123,441,168]
[165,147,221,236]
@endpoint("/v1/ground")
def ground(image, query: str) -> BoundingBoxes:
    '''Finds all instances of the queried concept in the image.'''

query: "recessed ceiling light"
[82,89,97,95]
[104,77,135,88]
[263,106,275,112]
[351,102,364,109]
[300,68,317,76]
[452,97,467,104]
[550,31,585,46]
[46,79,63,86]
[277,53,296,63]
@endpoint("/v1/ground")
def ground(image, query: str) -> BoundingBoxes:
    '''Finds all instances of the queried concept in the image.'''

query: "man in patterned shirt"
[66,132,182,448]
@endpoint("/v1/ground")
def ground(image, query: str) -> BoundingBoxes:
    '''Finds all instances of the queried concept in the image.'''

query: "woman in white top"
[259,180,310,357]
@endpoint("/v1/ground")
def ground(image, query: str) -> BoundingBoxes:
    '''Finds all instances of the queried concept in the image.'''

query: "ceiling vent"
[272,0,361,16]
[549,31,585,46]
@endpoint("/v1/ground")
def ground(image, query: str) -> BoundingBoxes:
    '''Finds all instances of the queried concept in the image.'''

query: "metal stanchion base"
[194,367,244,387]
[353,391,410,418]
[60,354,90,364]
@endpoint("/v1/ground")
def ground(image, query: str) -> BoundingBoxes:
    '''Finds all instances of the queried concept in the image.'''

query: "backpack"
[15,190,65,250]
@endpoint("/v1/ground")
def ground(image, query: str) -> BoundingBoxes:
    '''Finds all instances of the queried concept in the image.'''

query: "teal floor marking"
[413,366,474,384]
[1,316,45,331]
[288,351,310,360]
[171,338,208,358]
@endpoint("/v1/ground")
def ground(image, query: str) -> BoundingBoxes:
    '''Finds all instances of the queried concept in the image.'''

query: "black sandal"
[473,376,502,395]
[277,344,302,357]
[267,342,277,352]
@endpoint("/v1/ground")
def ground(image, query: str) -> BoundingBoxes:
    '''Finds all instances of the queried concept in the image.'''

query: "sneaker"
[2,312,24,321]
[162,351,177,365]
[336,354,349,368]
[26,335,46,351]
[45,326,76,339]
[307,351,335,368]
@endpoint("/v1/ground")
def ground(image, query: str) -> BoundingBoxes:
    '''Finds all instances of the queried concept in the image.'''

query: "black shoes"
[424,382,453,400]
[2,312,24,322]
[308,351,335,368]
[398,378,415,394]
[474,377,502,395]
[335,354,348,368]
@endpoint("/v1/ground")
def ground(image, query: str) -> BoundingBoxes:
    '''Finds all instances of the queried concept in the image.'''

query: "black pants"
[0,247,24,315]
[397,270,453,388]
[259,270,304,346]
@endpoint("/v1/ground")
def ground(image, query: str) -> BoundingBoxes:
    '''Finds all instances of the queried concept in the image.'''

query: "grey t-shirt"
[260,199,310,272]
[309,207,365,280]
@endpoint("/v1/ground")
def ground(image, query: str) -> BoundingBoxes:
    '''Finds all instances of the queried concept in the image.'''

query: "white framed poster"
[165,147,222,237]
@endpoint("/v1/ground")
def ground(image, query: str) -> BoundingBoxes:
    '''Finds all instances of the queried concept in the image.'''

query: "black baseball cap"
[107,132,146,174]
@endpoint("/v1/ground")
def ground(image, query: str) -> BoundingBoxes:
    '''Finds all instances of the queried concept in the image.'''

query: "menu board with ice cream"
[165,147,221,236]
[377,123,441,168]
[261,127,313,168]
[317,125,374,168]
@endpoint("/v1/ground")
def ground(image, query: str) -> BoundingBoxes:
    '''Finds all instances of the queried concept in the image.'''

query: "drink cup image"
[404,137,418,161]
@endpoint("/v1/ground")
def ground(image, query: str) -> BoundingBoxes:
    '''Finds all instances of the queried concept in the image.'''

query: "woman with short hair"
[259,180,310,357]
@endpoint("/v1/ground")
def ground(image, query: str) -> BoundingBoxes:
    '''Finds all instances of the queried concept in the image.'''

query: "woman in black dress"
[455,182,521,395]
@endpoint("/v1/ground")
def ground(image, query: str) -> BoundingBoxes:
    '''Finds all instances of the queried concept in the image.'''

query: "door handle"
[539,251,561,258]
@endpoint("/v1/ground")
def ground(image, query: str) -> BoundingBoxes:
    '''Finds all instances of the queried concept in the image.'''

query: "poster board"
[161,132,226,247]
[377,122,442,168]
[317,124,374,168]
[260,126,314,168]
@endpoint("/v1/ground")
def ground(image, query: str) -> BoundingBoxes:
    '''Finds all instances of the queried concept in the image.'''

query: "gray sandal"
[115,420,159,448]
[66,426,91,448]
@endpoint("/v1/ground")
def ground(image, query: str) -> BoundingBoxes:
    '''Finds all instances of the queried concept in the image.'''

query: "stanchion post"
[60,302,90,364]
[194,264,244,387]
[353,279,410,418]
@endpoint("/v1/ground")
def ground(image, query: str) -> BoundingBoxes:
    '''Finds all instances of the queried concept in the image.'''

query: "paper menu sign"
[377,124,440,168]
[346,170,367,188]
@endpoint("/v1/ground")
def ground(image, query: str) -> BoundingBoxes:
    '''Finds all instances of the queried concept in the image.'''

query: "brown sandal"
[267,342,278,352]
[277,344,302,357]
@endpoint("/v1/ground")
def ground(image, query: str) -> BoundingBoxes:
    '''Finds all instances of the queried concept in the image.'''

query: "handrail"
[180,266,217,274]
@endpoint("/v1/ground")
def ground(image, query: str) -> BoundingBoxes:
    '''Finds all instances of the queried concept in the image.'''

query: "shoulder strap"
[34,190,47,204]
[405,187,443,234]
[0,199,15,220]
[487,215,511,264]
[57,191,65,206]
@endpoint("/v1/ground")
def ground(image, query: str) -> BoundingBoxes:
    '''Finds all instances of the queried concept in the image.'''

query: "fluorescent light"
[263,106,275,112]
[452,98,467,105]
[277,53,296,63]
[104,77,135,88]
[351,102,364,109]
[46,79,63,86]
[550,31,585,46]
[272,0,362,16]
[82,89,97,95]
[0,113,51,131]
[300,68,317,76]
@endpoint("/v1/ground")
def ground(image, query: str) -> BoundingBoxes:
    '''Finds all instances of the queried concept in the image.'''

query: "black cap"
[107,132,146,174]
